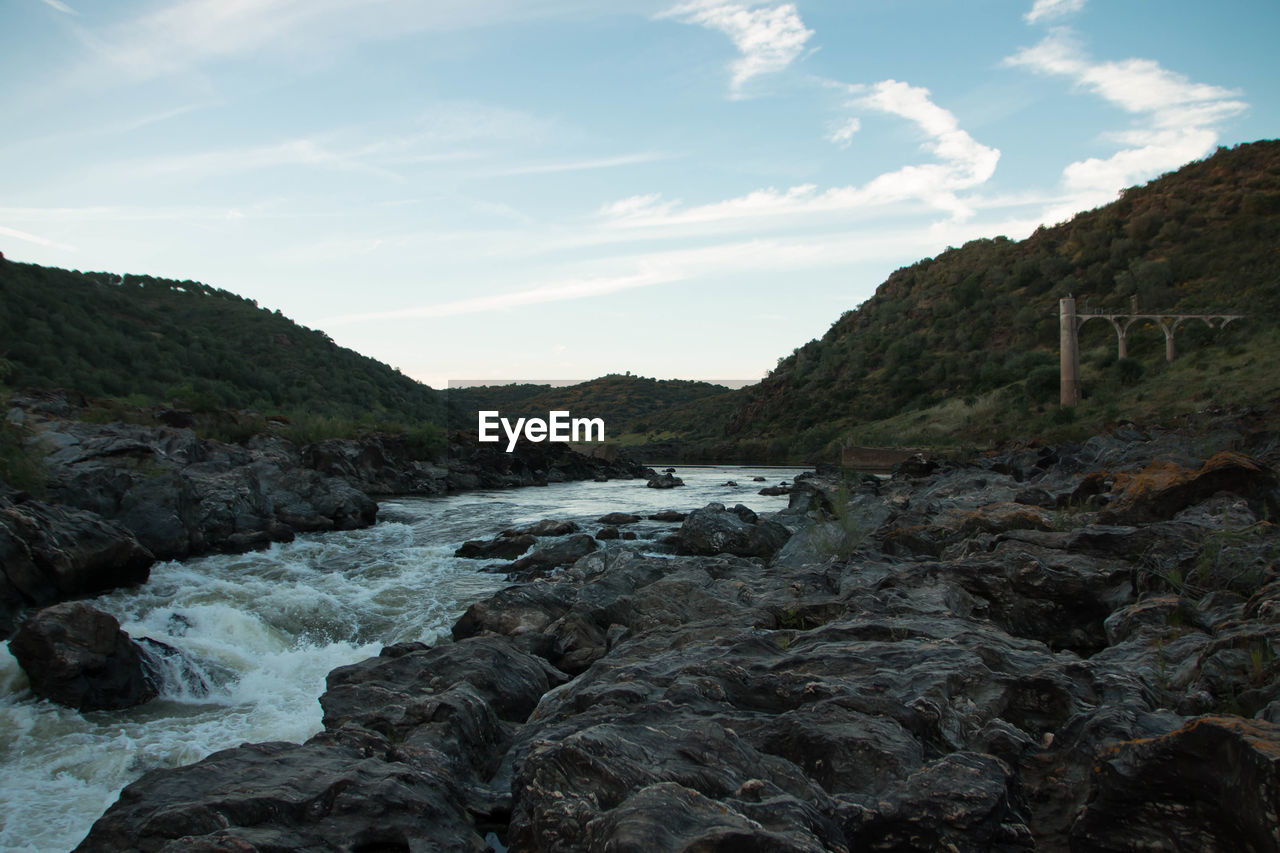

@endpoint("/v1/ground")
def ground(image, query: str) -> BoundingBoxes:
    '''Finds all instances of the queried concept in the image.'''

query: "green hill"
[445,375,735,440]
[721,140,1280,457]
[0,259,444,426]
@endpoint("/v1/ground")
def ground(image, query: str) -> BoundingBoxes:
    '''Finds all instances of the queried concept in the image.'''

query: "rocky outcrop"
[646,472,684,489]
[8,601,159,711]
[37,420,376,561]
[78,421,1280,851]
[0,488,153,638]
[670,501,792,560]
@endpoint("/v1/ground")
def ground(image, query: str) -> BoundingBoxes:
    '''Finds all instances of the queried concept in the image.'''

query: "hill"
[721,140,1280,457]
[445,375,736,441]
[0,259,444,427]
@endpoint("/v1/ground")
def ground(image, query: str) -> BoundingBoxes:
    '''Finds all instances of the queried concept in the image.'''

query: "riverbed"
[0,466,805,852]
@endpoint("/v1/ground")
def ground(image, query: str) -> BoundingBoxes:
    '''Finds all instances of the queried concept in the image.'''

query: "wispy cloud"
[825,117,860,148]
[486,152,674,177]
[1006,31,1246,198]
[658,0,814,96]
[1024,0,1085,25]
[0,224,78,252]
[600,79,998,227]
[36,0,78,14]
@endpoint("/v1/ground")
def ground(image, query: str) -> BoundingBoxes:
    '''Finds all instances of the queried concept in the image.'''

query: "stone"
[8,602,159,711]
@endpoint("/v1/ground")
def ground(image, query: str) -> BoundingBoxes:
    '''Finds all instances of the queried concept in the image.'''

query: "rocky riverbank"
[0,392,651,638]
[66,417,1280,851]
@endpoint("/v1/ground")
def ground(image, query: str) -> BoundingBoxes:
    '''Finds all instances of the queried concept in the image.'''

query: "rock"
[647,472,684,489]
[0,491,153,638]
[753,476,767,482]
[507,534,599,575]
[759,484,792,496]
[454,533,536,560]
[8,602,159,711]
[722,480,738,487]
[1098,450,1279,525]
[673,502,792,560]
[502,518,578,537]
[596,526,620,540]
[1070,716,1280,851]
[648,510,687,522]
[76,730,487,853]
[597,512,641,525]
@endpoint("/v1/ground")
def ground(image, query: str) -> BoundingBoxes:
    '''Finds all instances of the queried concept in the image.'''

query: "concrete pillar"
[1109,318,1128,359]
[1060,297,1080,406]
[1161,318,1183,362]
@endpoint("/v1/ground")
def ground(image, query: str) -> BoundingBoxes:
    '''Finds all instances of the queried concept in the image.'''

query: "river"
[0,466,806,852]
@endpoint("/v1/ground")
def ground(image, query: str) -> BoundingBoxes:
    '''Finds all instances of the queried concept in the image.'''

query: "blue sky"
[2,0,1276,388]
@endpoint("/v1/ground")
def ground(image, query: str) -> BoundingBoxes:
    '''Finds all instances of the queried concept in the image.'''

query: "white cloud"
[36,0,78,14]
[0,224,78,252]
[658,1,814,95]
[602,79,999,226]
[826,117,861,148]
[1006,31,1247,196]
[1024,0,1085,25]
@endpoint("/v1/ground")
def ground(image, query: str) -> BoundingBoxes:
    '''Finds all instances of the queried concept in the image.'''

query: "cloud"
[36,0,78,14]
[601,79,998,226]
[825,117,861,148]
[0,224,78,252]
[1024,0,1085,24]
[1006,31,1247,196]
[658,1,814,95]
[487,152,674,177]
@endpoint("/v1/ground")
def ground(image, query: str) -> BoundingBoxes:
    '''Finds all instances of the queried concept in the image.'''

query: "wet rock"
[454,533,536,560]
[759,484,792,496]
[597,512,641,525]
[647,473,684,489]
[673,502,792,560]
[596,526,620,540]
[76,729,487,853]
[648,510,686,522]
[8,601,159,711]
[0,491,153,638]
[501,518,578,537]
[507,533,598,575]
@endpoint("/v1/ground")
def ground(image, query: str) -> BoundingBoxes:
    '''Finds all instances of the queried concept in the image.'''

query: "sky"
[2,0,1277,388]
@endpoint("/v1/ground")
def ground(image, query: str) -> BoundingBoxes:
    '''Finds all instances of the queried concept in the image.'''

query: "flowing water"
[0,466,806,852]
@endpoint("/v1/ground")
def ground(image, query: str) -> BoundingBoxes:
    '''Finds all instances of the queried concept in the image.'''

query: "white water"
[0,467,804,852]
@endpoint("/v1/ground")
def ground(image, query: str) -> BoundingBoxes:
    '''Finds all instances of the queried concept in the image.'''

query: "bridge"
[1059,296,1244,406]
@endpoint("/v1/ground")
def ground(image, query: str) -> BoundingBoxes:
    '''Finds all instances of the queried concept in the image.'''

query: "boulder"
[501,518,578,537]
[647,473,684,489]
[8,602,159,711]
[1099,451,1279,525]
[1071,716,1280,851]
[454,533,536,560]
[507,534,599,575]
[648,510,687,522]
[0,491,153,638]
[673,502,792,560]
[597,512,641,525]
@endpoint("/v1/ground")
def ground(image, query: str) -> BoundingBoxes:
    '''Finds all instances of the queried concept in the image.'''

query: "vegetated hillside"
[446,375,735,438]
[728,139,1280,455]
[0,258,443,425]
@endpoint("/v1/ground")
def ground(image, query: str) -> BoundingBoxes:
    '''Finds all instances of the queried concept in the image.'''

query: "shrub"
[1024,364,1060,404]
[1115,357,1145,386]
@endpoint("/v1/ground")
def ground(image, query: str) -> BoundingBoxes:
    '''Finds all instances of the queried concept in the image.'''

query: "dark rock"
[8,602,159,711]
[507,533,598,575]
[76,730,487,853]
[753,476,767,482]
[454,533,536,560]
[1098,450,1279,525]
[722,480,738,487]
[596,526,620,540]
[759,484,792,496]
[647,473,684,489]
[673,502,791,560]
[1070,716,1280,852]
[622,531,638,540]
[0,492,153,638]
[648,510,687,522]
[597,512,641,525]
[502,518,578,537]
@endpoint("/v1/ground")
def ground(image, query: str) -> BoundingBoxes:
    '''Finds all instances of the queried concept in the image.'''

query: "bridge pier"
[1060,297,1081,406]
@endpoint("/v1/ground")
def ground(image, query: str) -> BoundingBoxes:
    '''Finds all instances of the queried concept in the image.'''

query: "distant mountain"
[445,375,735,439]
[721,140,1280,455]
[0,260,443,426]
